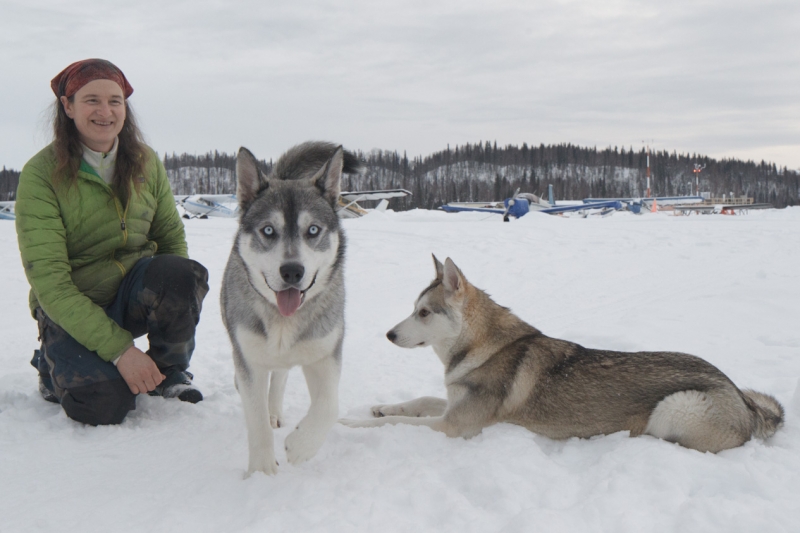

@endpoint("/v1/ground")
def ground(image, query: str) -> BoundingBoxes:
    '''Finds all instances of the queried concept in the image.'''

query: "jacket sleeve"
[147,151,188,258]
[15,158,134,362]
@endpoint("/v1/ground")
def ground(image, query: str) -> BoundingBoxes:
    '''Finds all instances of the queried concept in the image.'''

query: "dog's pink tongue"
[276,288,302,316]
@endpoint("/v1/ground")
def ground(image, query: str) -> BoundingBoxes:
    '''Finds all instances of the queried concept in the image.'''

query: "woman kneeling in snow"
[15,59,208,425]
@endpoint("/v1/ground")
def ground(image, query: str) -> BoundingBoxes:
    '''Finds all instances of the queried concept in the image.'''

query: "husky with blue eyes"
[221,142,361,476]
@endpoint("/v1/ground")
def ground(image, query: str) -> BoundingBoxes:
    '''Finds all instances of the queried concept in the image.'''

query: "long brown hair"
[51,97,149,205]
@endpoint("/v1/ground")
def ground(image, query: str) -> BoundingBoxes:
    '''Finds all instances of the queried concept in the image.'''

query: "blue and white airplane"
[440,192,623,220]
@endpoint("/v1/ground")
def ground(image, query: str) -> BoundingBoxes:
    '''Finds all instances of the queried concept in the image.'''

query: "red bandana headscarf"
[51,59,134,99]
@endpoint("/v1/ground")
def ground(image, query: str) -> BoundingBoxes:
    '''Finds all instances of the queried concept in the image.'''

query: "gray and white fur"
[342,256,784,453]
[221,142,360,476]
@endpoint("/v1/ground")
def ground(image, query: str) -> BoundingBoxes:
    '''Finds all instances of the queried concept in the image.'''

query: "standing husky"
[342,256,784,453]
[222,142,359,476]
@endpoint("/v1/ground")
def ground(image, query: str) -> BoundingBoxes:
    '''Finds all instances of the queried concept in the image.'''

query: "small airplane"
[0,201,15,220]
[337,189,412,218]
[176,194,238,219]
[177,189,412,219]
[440,190,623,220]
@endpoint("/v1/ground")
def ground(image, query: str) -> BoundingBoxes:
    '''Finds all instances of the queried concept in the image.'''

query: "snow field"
[1,208,799,532]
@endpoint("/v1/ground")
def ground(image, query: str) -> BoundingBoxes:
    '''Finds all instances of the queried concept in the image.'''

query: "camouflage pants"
[31,255,209,425]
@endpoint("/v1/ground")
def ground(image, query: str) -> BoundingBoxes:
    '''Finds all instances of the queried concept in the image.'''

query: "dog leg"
[341,413,484,438]
[343,396,491,439]
[284,355,340,464]
[341,414,444,430]
[236,368,278,477]
[340,414,473,437]
[372,396,447,418]
[268,369,289,429]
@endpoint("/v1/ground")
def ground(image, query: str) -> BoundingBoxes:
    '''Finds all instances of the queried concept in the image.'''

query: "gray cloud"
[1,0,798,170]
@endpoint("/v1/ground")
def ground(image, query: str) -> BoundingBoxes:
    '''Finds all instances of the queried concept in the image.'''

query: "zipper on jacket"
[122,197,130,244]
[112,255,127,276]
[75,164,132,277]
[113,197,129,246]
[111,197,127,277]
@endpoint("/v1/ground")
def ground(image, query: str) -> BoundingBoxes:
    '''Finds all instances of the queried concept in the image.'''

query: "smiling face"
[237,182,343,317]
[233,144,346,318]
[60,79,126,152]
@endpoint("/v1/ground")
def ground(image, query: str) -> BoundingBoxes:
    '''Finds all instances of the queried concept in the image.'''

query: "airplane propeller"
[502,188,521,222]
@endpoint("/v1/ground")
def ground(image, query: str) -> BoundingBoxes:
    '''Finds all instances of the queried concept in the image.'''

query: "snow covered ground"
[1,208,799,533]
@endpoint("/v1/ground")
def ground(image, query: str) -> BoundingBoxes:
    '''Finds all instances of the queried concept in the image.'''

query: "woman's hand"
[116,346,166,394]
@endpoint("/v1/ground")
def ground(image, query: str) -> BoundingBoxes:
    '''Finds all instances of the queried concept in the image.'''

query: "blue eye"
[308,225,320,236]
[264,226,274,236]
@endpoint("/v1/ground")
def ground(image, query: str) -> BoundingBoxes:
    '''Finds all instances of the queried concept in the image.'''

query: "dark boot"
[149,369,203,403]
[32,349,58,403]
[38,375,59,404]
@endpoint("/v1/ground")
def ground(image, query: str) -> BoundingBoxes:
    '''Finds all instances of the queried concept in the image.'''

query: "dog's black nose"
[386,330,397,343]
[280,263,305,284]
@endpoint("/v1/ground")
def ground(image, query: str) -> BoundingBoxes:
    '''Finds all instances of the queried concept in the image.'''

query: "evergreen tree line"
[162,143,798,210]
[1,167,20,201]
[3,144,796,209]
[162,150,272,196]
[343,142,798,210]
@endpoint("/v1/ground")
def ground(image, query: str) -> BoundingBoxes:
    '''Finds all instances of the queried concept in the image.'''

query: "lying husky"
[221,142,360,476]
[342,256,784,453]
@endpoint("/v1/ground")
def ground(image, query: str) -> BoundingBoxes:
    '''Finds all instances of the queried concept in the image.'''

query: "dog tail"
[742,389,784,440]
[342,150,364,175]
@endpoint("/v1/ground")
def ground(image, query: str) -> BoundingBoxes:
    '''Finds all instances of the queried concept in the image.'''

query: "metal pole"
[692,163,706,196]
[646,145,651,198]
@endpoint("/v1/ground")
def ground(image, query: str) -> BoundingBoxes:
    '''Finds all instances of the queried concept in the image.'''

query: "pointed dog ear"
[236,147,267,209]
[312,146,344,206]
[432,254,444,280]
[442,257,466,297]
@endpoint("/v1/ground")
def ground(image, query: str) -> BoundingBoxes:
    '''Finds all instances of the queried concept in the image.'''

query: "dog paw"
[339,418,378,429]
[284,426,327,465]
[371,404,402,417]
[245,458,279,477]
[270,414,284,429]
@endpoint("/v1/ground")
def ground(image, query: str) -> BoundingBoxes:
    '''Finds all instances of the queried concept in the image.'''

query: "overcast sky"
[1,0,798,171]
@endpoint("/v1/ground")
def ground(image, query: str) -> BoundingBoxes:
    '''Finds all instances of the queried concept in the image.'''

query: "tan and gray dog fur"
[341,256,784,453]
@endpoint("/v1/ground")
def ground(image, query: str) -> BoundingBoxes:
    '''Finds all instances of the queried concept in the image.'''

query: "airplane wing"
[181,194,237,204]
[180,194,238,218]
[440,199,624,217]
[539,200,623,214]
[439,204,506,215]
[583,196,704,206]
[0,201,15,220]
[340,189,411,202]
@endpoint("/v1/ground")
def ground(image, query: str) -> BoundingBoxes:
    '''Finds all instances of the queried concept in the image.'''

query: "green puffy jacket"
[15,143,188,362]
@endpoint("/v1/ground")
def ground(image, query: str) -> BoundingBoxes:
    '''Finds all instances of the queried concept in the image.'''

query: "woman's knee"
[60,380,136,426]
[144,255,209,306]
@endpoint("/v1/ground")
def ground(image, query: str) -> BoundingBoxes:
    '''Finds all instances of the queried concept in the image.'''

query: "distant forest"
[1,167,19,201]
[161,142,799,210]
[3,143,798,209]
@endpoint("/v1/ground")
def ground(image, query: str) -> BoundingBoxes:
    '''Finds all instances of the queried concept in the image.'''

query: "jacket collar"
[80,137,119,184]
